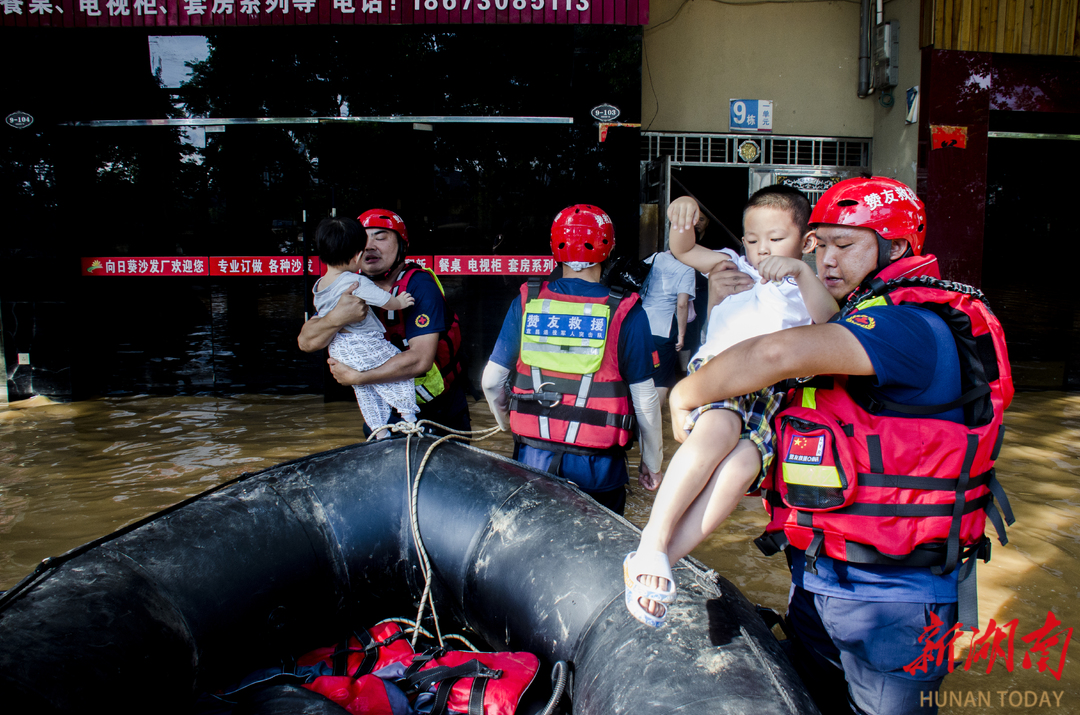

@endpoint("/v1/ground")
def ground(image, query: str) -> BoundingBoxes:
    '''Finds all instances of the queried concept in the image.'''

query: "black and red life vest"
[756,255,1016,576]
[212,622,540,715]
[508,278,637,455]
[379,263,464,404]
[300,624,540,715]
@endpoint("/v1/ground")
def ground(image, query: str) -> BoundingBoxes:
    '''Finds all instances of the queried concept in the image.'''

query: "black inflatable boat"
[0,435,819,714]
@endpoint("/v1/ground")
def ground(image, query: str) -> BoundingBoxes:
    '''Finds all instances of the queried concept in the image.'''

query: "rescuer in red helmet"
[298,209,470,434]
[480,204,665,516]
[661,177,1013,715]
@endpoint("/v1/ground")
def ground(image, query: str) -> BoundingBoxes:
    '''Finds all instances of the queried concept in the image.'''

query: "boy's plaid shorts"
[685,356,785,490]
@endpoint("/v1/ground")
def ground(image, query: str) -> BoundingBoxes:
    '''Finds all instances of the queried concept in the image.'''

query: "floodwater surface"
[1,392,1077,712]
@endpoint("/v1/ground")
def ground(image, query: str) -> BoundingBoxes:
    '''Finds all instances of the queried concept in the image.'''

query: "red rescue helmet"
[550,204,615,264]
[810,177,927,255]
[358,209,409,251]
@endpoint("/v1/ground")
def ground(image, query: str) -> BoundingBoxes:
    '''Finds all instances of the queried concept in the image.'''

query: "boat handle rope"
[366,420,502,649]
[371,422,572,715]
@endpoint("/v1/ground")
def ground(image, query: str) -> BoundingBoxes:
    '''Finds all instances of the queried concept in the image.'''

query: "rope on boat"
[366,419,502,649]
[374,617,481,653]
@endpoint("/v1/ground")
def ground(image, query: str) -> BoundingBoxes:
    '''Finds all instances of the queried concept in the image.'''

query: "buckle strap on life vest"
[832,493,990,518]
[754,528,789,557]
[857,470,992,491]
[564,373,594,444]
[402,659,503,695]
[805,529,825,576]
[531,365,555,440]
[337,627,409,679]
[510,398,636,432]
[983,469,1015,547]
[400,658,504,715]
[427,665,498,715]
[862,384,992,416]
[512,371,629,398]
[934,435,979,576]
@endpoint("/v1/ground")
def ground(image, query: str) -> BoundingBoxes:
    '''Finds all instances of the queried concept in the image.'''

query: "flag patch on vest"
[524,313,608,339]
[652,350,660,368]
[786,435,825,464]
[414,313,430,328]
[845,314,876,330]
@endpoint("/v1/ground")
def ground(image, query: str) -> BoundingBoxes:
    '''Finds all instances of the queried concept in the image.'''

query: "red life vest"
[508,278,637,455]
[379,263,465,403]
[305,643,539,715]
[298,621,416,678]
[399,648,540,715]
[756,255,1016,575]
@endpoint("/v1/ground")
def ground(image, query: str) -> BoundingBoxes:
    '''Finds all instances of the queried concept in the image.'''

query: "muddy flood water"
[1,392,1077,712]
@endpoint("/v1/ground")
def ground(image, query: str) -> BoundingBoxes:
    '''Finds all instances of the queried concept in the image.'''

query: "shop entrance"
[983,116,1080,390]
[1,26,642,400]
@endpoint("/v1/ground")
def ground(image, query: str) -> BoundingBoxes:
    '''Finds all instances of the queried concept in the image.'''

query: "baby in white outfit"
[312,218,418,438]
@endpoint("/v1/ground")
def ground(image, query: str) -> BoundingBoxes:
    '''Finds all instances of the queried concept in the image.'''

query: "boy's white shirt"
[693,248,812,363]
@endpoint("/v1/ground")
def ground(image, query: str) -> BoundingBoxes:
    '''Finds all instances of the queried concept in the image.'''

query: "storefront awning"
[2,0,648,27]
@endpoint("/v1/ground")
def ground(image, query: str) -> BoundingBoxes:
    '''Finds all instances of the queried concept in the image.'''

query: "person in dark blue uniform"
[481,204,664,516]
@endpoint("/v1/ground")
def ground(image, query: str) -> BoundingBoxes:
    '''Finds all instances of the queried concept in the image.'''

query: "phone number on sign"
[415,0,589,10]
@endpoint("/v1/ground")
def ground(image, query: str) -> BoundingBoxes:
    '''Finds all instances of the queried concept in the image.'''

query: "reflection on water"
[2,392,1078,710]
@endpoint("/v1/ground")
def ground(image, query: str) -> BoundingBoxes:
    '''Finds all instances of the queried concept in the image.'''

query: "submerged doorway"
[983,131,1080,390]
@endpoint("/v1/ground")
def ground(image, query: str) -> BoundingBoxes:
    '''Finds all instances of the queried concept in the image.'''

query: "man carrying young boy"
[654,177,1013,715]
[298,209,470,433]
[624,185,838,627]
[310,217,418,439]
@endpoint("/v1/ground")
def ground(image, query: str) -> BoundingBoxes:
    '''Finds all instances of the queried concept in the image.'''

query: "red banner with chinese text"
[82,255,554,276]
[3,0,647,28]
[82,256,209,276]
[432,255,555,275]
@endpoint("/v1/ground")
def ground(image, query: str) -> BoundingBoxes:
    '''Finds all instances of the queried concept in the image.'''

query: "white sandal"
[623,550,677,628]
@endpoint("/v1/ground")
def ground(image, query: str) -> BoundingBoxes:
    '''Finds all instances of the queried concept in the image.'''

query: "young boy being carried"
[312,217,417,439]
[624,186,839,627]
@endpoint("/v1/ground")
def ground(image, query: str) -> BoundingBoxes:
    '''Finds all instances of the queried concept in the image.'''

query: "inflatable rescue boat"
[0,435,819,714]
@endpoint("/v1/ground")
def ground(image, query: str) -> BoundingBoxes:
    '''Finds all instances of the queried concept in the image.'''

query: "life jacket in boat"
[298,621,416,678]
[755,254,1016,577]
[398,647,540,715]
[508,277,637,456]
[380,263,465,404]
[306,644,539,715]
[214,622,416,707]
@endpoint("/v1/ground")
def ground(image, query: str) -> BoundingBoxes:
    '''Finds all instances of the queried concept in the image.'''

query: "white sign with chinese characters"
[729,99,773,133]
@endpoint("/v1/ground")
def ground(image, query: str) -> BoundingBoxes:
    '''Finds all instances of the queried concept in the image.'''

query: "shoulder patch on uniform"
[652,350,661,369]
[845,314,875,330]
[415,313,431,328]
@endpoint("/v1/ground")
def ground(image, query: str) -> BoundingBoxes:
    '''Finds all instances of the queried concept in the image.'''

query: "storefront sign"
[433,255,555,275]
[83,255,554,276]
[82,256,208,275]
[3,0,647,27]
[210,256,306,275]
